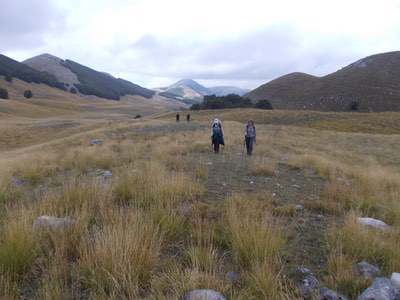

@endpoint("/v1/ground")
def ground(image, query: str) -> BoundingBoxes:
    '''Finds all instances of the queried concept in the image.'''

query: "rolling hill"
[23,54,155,100]
[247,51,400,112]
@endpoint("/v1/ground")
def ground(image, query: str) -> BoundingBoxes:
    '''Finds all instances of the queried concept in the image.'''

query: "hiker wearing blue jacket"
[245,120,256,155]
[211,118,224,153]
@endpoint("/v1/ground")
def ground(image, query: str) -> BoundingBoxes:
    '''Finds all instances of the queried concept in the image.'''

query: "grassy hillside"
[248,51,400,112]
[0,108,399,298]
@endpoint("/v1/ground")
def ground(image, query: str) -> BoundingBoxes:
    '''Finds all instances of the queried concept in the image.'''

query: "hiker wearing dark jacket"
[176,113,180,122]
[211,118,224,153]
[245,120,256,155]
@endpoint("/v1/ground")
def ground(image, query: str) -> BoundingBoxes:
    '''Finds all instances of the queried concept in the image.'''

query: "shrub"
[350,101,359,111]
[134,114,141,119]
[0,88,8,99]
[70,87,77,94]
[4,75,12,82]
[23,90,33,99]
[255,99,273,110]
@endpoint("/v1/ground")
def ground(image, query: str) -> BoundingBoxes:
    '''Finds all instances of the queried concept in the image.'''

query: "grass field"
[0,106,399,299]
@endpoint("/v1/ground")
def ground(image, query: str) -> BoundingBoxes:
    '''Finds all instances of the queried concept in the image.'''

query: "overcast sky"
[1,0,400,89]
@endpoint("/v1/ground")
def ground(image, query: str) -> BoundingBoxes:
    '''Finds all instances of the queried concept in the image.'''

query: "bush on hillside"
[0,88,9,99]
[255,99,273,110]
[5,75,12,82]
[350,101,359,111]
[23,90,33,99]
[70,87,77,94]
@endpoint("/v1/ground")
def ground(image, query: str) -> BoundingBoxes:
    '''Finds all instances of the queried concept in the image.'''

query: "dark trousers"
[245,136,254,155]
[213,142,220,153]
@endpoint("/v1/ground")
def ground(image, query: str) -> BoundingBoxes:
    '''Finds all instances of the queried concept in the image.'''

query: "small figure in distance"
[186,113,191,122]
[176,113,180,122]
[211,118,224,153]
[245,120,256,155]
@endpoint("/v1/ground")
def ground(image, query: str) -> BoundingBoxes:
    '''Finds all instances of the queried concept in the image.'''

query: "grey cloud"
[122,26,362,86]
[0,0,65,51]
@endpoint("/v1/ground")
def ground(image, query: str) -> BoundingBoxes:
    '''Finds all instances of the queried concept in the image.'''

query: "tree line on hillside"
[0,55,66,91]
[191,94,273,110]
[61,60,155,100]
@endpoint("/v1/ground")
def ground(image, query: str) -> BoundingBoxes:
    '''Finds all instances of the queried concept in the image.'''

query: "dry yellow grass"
[1,107,400,298]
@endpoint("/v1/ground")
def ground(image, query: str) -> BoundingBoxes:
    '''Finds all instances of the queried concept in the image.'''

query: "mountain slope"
[247,51,400,112]
[23,54,155,100]
[158,79,248,103]
[0,54,66,90]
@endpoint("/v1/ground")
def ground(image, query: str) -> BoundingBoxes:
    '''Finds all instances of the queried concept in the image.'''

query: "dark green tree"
[24,90,33,99]
[255,99,273,110]
[0,88,9,99]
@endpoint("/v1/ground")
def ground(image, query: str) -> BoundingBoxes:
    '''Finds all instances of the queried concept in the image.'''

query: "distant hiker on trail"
[176,113,180,122]
[186,114,191,122]
[211,118,224,153]
[245,120,256,155]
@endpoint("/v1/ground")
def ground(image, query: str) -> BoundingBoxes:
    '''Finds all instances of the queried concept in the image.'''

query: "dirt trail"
[192,145,331,276]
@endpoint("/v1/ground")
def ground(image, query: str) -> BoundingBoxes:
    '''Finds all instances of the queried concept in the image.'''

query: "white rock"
[103,170,113,178]
[33,215,75,230]
[90,139,102,146]
[390,272,400,289]
[184,289,226,300]
[357,217,390,230]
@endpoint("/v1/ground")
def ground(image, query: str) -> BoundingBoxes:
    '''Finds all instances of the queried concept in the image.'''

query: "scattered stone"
[292,184,301,189]
[356,261,381,279]
[250,181,254,185]
[178,203,192,217]
[357,277,397,300]
[357,217,391,231]
[33,216,75,231]
[295,204,304,212]
[103,170,113,179]
[299,274,320,298]
[316,214,324,219]
[319,287,348,300]
[272,192,277,197]
[390,273,400,289]
[226,271,240,284]
[11,176,26,186]
[184,289,226,300]
[90,139,103,146]
[206,162,213,165]
[296,266,313,275]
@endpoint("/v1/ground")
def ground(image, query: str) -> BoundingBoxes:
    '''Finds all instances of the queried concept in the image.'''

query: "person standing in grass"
[245,120,256,155]
[211,118,224,153]
[176,113,180,122]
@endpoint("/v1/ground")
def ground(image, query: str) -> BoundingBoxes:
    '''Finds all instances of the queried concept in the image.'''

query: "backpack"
[212,123,222,135]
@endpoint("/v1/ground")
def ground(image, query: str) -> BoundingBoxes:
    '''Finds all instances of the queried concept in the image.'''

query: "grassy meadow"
[0,107,400,299]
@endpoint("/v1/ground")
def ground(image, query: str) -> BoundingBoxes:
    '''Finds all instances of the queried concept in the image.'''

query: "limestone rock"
[33,215,75,230]
[184,289,226,300]
[357,277,397,300]
[319,287,348,300]
[357,217,390,230]
[356,261,381,279]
